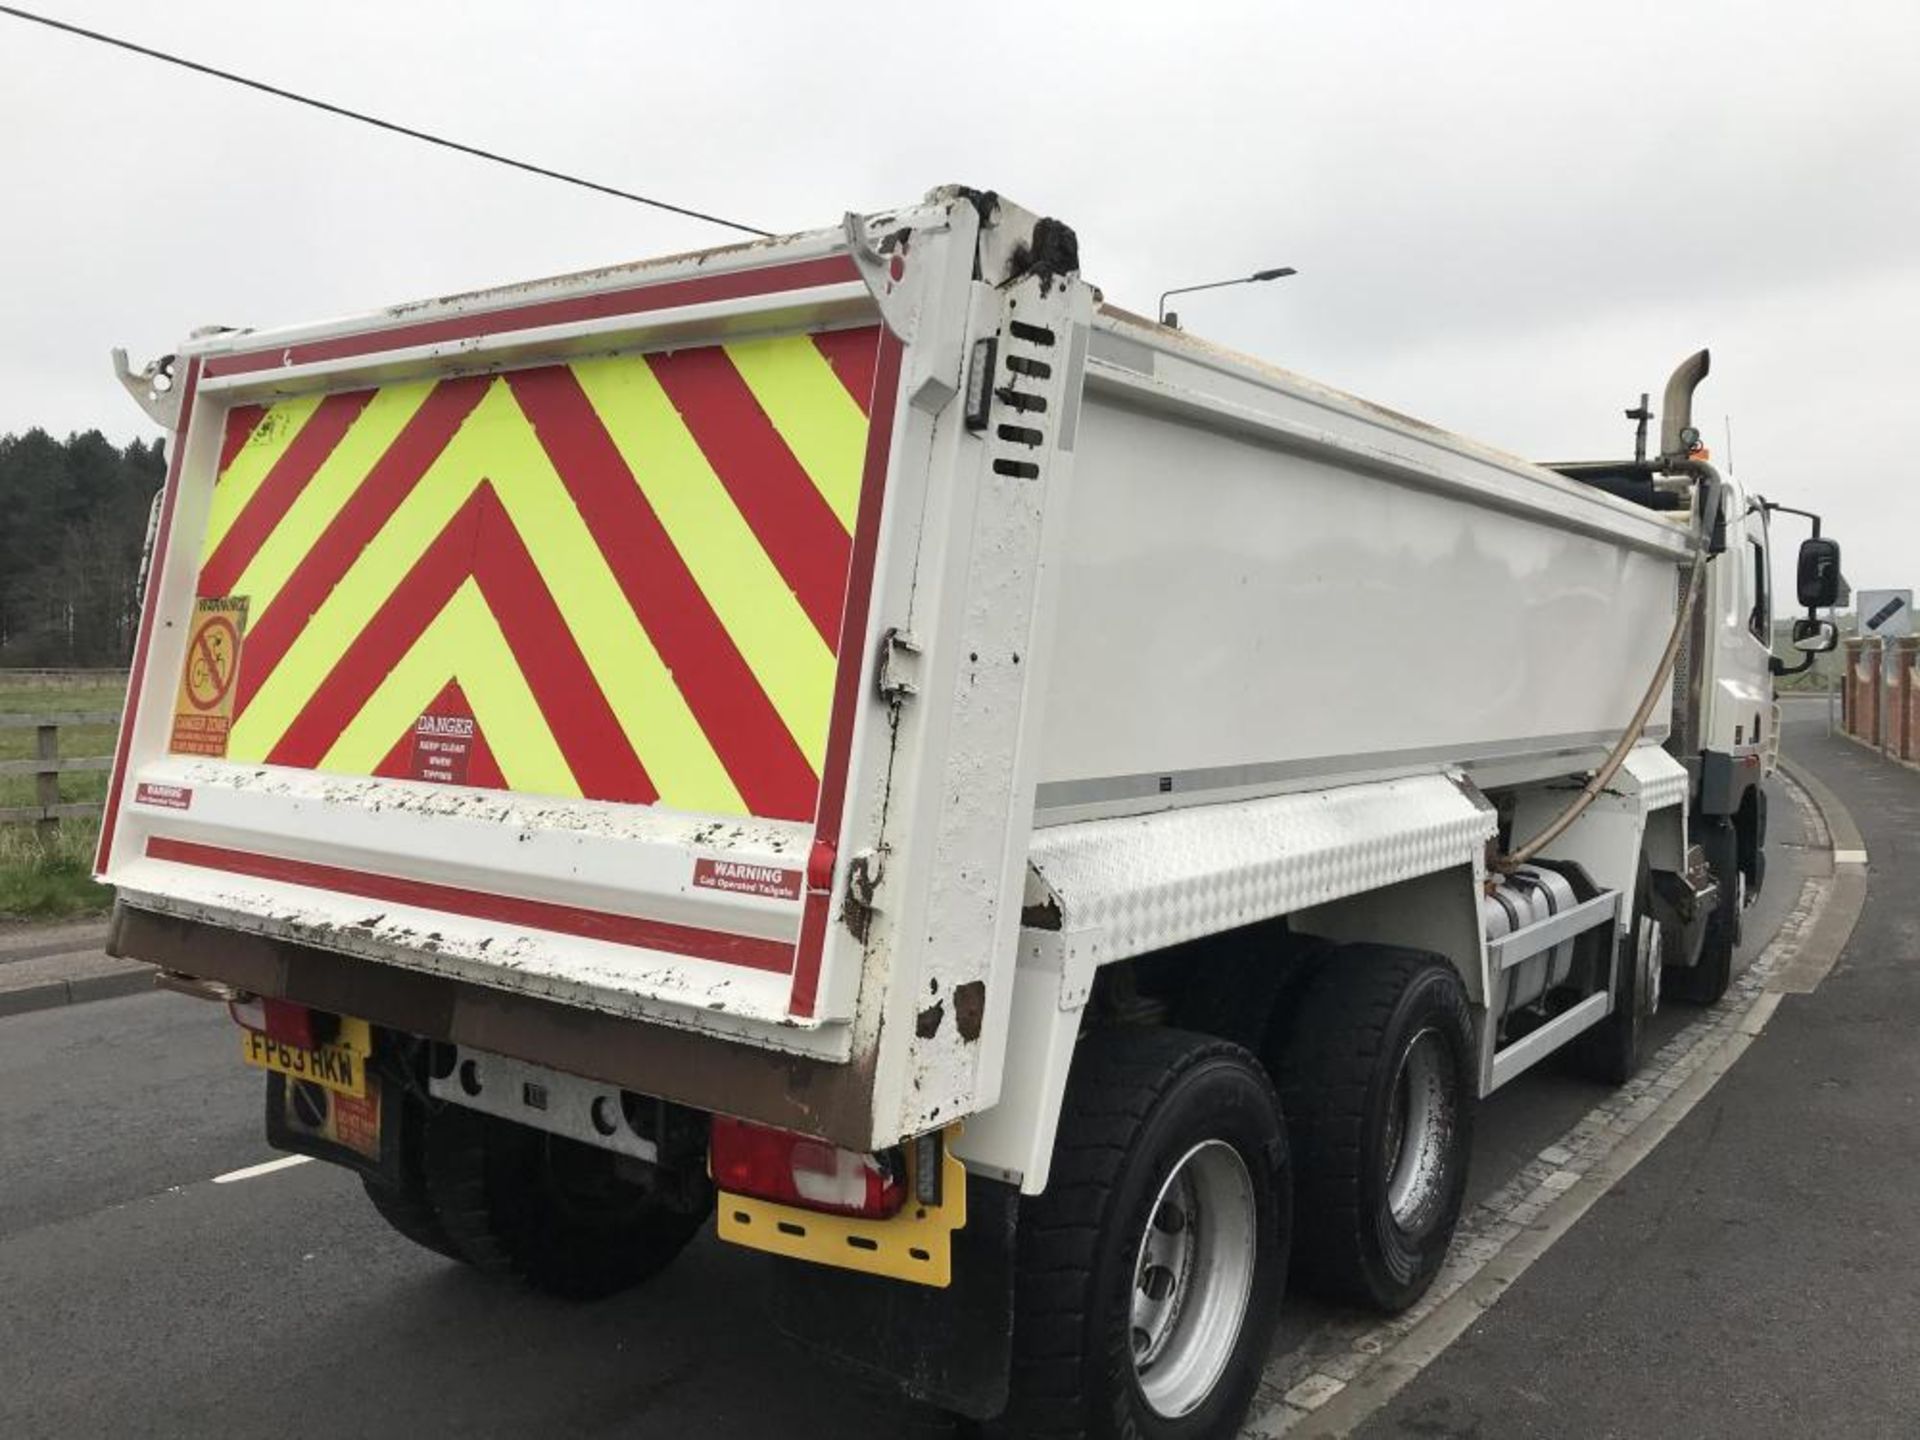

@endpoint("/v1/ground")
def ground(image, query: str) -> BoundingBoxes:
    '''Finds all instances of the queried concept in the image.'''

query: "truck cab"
[1550,357,1842,1003]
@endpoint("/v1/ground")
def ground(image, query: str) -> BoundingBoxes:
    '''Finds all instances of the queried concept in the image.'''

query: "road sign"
[1856,589,1913,639]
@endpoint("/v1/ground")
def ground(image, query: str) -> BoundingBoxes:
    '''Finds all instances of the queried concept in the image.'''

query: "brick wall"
[1842,636,1920,760]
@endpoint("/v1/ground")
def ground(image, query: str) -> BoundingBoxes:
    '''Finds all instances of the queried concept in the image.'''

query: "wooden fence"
[0,711,120,832]
[0,669,129,688]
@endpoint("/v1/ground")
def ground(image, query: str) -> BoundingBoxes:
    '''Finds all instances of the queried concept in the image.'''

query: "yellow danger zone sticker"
[170,596,249,758]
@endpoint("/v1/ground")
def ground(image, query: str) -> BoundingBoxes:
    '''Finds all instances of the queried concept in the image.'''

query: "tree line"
[0,429,166,667]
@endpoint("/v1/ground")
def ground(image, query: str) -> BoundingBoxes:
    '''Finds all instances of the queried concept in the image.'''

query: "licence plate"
[241,1029,366,1098]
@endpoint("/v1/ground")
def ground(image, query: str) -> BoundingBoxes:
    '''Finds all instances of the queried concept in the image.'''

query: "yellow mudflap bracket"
[716,1128,967,1288]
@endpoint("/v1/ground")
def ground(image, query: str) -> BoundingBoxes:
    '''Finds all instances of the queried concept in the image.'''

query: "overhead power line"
[0,4,773,237]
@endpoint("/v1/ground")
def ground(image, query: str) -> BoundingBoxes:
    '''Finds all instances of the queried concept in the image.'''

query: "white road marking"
[1834,848,1869,865]
[1245,769,1849,1438]
[212,1154,313,1185]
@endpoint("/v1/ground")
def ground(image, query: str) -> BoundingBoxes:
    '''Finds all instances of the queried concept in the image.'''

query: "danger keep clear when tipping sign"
[169,596,248,758]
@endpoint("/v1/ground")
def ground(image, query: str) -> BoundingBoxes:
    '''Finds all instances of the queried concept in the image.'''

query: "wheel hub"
[1640,914,1664,1017]
[1383,1028,1457,1235]
[1129,1139,1257,1418]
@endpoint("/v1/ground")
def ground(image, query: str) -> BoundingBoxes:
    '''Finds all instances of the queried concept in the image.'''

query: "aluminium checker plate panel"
[1025,773,1496,964]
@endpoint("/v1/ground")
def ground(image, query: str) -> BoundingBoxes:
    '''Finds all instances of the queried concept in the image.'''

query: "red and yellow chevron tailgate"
[180,327,882,823]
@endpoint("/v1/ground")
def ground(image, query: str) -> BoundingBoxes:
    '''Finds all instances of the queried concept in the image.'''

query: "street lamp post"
[1158,267,1297,329]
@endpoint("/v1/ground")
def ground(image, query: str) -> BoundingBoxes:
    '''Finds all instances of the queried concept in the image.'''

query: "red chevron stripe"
[216,404,268,477]
[267,482,658,804]
[146,837,795,973]
[647,346,853,644]
[233,375,491,716]
[811,327,881,416]
[506,367,820,821]
[197,390,375,598]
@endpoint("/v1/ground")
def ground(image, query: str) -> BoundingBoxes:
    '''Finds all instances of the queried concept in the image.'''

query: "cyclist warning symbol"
[169,596,249,757]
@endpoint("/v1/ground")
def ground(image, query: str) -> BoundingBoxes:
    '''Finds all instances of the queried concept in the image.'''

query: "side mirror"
[1792,617,1838,654]
[1772,617,1839,676]
[1798,536,1842,609]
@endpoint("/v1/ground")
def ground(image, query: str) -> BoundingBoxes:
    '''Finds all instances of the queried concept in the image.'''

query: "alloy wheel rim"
[1383,1027,1457,1234]
[1129,1138,1258,1418]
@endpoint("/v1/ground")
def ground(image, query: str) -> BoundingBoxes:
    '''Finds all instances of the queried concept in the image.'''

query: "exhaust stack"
[1659,348,1711,465]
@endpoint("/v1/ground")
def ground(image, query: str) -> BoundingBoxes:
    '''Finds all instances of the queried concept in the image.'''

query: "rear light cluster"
[709,1116,906,1218]
[228,996,323,1049]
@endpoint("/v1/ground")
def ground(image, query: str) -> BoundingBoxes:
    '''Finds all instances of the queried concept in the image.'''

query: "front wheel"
[1571,870,1662,1087]
[1005,1028,1289,1440]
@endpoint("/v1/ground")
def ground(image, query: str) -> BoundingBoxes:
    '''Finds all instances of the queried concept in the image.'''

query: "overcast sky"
[3,0,1915,599]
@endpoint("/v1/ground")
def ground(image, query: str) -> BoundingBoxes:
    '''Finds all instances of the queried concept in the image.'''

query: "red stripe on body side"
[788,331,903,1018]
[146,837,795,974]
[506,367,820,822]
[810,326,881,416]
[197,390,375,597]
[97,360,204,876]
[647,346,854,645]
[233,376,490,716]
[216,404,268,477]
[205,256,862,379]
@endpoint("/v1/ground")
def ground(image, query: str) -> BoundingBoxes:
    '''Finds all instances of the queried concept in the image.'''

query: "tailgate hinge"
[112,348,183,430]
[877,628,923,704]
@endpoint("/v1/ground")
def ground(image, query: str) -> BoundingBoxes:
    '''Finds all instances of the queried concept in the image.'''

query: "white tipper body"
[99,187,1709,1179]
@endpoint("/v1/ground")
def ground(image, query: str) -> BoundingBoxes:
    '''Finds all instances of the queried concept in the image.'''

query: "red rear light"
[710,1117,906,1218]
[227,997,316,1050]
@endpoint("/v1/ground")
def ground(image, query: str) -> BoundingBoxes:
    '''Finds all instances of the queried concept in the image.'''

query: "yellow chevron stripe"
[231,379,744,816]
[230,382,435,624]
[319,580,575,796]
[572,356,833,766]
[725,334,868,532]
[203,393,327,555]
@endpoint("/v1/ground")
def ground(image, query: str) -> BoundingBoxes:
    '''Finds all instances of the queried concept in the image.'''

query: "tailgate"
[99,240,903,1051]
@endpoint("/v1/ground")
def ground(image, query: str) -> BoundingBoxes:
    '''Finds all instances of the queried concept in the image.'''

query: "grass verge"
[0,818,110,920]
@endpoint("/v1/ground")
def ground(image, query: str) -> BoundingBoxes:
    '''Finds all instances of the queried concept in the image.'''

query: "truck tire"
[1669,822,1738,1006]
[422,1103,517,1275]
[422,1106,711,1299]
[360,1088,462,1261]
[1005,1028,1289,1440]
[1569,864,1660,1087]
[1271,946,1475,1313]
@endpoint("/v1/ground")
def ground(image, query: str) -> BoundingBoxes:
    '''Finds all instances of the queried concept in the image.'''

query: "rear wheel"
[422,1105,712,1299]
[360,1087,463,1261]
[1005,1028,1289,1440]
[1272,946,1476,1313]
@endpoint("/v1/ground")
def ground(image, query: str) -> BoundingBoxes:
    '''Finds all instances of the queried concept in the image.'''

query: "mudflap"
[767,1173,1019,1421]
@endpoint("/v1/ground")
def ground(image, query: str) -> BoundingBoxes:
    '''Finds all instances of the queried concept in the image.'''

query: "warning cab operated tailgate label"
[692,858,803,901]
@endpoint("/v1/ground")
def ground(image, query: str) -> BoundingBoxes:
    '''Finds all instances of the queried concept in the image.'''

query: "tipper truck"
[100,185,1842,1438]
